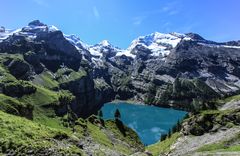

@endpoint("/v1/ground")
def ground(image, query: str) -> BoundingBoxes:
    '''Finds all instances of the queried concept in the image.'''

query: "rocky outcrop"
[3,57,33,80]
[0,26,5,33]
[3,81,36,97]
[59,74,114,118]
[181,109,240,136]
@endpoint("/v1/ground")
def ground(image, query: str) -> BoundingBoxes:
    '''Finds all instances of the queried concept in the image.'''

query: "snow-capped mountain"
[88,40,123,58]
[64,34,88,50]
[2,20,240,63]
[125,32,191,58]
[0,20,59,42]
[1,20,240,111]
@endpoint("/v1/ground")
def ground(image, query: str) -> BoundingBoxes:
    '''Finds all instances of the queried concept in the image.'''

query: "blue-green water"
[101,102,187,145]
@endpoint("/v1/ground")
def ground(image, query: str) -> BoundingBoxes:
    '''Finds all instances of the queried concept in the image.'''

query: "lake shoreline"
[101,102,187,145]
[106,99,191,113]
[108,99,147,106]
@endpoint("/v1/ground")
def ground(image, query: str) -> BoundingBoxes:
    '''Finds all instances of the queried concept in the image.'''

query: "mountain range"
[1,20,240,115]
[0,20,240,155]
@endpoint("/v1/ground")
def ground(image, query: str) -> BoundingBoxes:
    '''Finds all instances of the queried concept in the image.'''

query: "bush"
[3,81,36,97]
[0,94,33,119]
[114,109,121,119]
[160,134,167,141]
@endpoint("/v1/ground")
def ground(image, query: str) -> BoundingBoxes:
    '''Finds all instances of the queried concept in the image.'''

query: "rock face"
[4,57,32,80]
[1,20,240,116]
[0,26,5,33]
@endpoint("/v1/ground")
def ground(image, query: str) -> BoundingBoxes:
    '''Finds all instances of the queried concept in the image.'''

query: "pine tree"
[168,128,172,138]
[160,133,167,141]
[172,124,177,133]
[98,110,105,127]
[98,110,103,118]
[114,109,121,119]
[176,120,181,132]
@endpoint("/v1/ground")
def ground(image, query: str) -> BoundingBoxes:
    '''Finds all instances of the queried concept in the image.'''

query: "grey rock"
[0,26,5,32]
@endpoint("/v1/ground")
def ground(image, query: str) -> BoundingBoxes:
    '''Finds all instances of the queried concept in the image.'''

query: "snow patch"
[89,48,103,57]
[49,25,59,32]
[116,50,136,58]
[198,43,240,49]
[126,32,184,58]
[100,40,111,47]
[0,28,21,41]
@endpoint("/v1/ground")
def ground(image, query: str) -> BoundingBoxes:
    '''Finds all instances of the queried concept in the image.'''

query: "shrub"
[114,109,121,119]
[3,81,36,97]
[160,134,167,141]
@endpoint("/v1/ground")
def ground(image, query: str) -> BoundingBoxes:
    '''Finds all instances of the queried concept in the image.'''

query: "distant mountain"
[1,20,240,113]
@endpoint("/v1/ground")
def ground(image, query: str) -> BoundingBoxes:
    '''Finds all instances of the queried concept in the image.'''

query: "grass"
[217,94,240,104]
[0,94,32,117]
[0,53,23,63]
[199,109,239,123]
[197,132,240,152]
[0,110,83,155]
[32,106,70,131]
[0,88,144,155]
[76,117,144,155]
[18,85,59,107]
[55,67,86,84]
[18,85,74,131]
[32,71,59,89]
[146,132,180,156]
[0,64,17,83]
[105,120,143,150]
[87,121,113,147]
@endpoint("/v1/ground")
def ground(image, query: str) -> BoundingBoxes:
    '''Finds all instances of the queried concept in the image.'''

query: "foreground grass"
[78,117,144,155]
[0,109,144,155]
[146,133,180,156]
[0,94,30,116]
[0,110,83,155]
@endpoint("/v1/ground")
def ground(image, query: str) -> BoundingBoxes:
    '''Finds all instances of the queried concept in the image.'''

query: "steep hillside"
[0,110,144,155]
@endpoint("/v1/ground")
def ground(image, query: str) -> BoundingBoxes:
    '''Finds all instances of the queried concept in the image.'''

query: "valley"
[0,20,239,155]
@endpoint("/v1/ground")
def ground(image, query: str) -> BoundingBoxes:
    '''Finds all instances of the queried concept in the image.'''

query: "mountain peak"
[0,26,5,33]
[28,20,46,27]
[99,40,111,47]
[185,33,205,40]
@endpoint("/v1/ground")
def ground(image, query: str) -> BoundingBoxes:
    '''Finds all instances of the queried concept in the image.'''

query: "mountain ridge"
[0,20,240,156]
[1,20,240,114]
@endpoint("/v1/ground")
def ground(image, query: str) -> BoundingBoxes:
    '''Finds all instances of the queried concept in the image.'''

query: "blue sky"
[1,0,240,48]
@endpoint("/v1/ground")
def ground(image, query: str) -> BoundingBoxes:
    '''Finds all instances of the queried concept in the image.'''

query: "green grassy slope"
[0,110,83,155]
[146,133,180,156]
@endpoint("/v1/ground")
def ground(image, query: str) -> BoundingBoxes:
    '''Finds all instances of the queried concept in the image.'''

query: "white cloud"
[133,16,146,26]
[168,10,179,16]
[162,6,170,12]
[93,6,100,19]
[33,0,49,7]
[161,1,180,16]
[132,2,180,26]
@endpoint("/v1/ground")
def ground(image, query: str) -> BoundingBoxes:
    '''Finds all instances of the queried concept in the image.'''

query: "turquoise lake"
[101,102,187,145]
